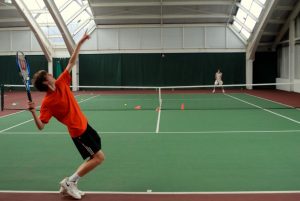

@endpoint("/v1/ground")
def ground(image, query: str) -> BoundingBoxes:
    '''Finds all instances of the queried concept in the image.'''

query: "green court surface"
[0,92,300,192]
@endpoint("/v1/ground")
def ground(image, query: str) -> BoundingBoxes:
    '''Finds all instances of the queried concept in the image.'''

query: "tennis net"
[1,83,300,111]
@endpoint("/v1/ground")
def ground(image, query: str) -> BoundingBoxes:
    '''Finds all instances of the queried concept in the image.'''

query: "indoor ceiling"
[0,0,299,50]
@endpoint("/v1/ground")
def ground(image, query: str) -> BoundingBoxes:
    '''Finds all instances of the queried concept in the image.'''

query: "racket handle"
[27,91,32,102]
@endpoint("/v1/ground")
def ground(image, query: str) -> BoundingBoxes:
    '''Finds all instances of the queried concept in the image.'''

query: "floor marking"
[0,119,33,133]
[0,110,26,119]
[0,190,299,194]
[225,94,300,125]
[77,95,99,103]
[0,95,99,133]
[1,130,300,135]
[246,93,295,109]
[155,100,162,133]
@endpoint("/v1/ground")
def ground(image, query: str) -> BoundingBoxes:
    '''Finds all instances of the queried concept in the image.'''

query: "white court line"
[0,119,34,133]
[0,95,99,133]
[1,130,300,135]
[0,190,299,194]
[0,110,26,119]
[225,94,300,125]
[155,100,162,133]
[0,94,96,119]
[246,93,295,109]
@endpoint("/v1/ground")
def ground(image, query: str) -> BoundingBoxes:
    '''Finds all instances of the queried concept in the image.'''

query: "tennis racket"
[16,51,32,102]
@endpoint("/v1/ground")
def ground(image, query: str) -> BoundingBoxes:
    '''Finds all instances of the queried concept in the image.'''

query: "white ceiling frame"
[262,31,277,36]
[232,16,252,33]
[272,0,300,49]
[90,1,234,7]
[13,0,52,62]
[267,19,285,24]
[65,4,89,25]
[59,0,73,13]
[226,0,238,24]
[246,0,279,60]
[228,24,247,45]
[276,6,293,11]
[43,0,75,54]
[0,5,15,10]
[236,3,259,22]
[94,14,230,20]
[0,17,23,22]
[252,0,264,8]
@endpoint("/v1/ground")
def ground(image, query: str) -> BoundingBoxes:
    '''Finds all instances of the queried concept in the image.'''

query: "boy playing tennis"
[28,32,104,199]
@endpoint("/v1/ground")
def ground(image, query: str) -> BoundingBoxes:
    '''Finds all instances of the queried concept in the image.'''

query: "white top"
[215,72,222,81]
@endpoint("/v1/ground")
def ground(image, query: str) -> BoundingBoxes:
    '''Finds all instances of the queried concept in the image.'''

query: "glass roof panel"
[36,13,55,24]
[245,16,256,30]
[250,2,262,18]
[233,0,266,40]
[257,0,266,4]
[61,1,81,22]
[233,21,242,31]
[236,9,247,23]
[241,28,250,38]
[22,0,96,46]
[240,0,252,10]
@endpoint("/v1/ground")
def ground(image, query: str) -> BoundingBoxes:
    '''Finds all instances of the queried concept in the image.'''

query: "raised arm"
[66,32,90,73]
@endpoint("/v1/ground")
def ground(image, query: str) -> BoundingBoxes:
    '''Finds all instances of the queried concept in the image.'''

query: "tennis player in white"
[212,69,225,93]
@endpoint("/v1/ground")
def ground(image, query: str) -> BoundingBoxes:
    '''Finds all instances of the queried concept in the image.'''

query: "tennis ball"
[124,103,127,106]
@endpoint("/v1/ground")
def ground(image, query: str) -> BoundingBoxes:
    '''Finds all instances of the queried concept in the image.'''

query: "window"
[233,0,265,40]
[22,0,95,46]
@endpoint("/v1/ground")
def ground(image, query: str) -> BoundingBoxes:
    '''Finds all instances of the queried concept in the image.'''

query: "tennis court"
[0,88,300,200]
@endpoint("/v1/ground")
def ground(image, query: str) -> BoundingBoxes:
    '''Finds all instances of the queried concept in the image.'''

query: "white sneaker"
[59,178,81,199]
[59,186,85,197]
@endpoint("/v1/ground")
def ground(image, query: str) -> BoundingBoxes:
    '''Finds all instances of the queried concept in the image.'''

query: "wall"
[0,25,246,86]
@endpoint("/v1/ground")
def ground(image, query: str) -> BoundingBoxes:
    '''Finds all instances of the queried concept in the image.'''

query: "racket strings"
[17,55,29,79]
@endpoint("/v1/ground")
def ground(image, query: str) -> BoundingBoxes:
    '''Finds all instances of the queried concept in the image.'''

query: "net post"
[0,84,4,111]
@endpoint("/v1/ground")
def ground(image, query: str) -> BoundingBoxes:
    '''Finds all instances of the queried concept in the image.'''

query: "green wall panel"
[79,53,246,86]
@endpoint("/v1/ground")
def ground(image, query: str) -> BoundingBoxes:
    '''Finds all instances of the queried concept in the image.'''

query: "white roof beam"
[91,1,234,7]
[246,0,279,60]
[276,6,293,11]
[262,32,277,36]
[59,0,73,13]
[0,5,15,10]
[43,0,75,54]
[0,18,24,23]
[94,14,230,20]
[253,0,264,8]
[267,19,285,24]
[13,0,52,62]
[272,0,300,49]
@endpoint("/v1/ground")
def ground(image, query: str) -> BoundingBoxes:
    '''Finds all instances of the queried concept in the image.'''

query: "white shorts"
[214,80,223,85]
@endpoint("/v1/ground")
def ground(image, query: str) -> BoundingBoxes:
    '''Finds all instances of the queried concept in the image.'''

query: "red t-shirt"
[39,70,87,138]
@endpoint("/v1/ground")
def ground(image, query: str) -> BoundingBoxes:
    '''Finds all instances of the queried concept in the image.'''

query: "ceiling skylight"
[233,0,265,40]
[22,0,95,46]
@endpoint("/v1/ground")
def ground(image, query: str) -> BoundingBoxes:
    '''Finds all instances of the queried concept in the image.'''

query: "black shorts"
[72,124,102,160]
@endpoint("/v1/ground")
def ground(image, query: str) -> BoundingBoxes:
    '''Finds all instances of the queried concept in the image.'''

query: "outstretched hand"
[79,31,90,43]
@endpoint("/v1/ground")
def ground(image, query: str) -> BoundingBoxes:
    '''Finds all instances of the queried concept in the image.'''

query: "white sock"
[68,173,81,183]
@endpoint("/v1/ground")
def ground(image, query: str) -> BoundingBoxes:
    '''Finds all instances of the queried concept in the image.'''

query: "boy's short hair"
[32,70,48,92]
